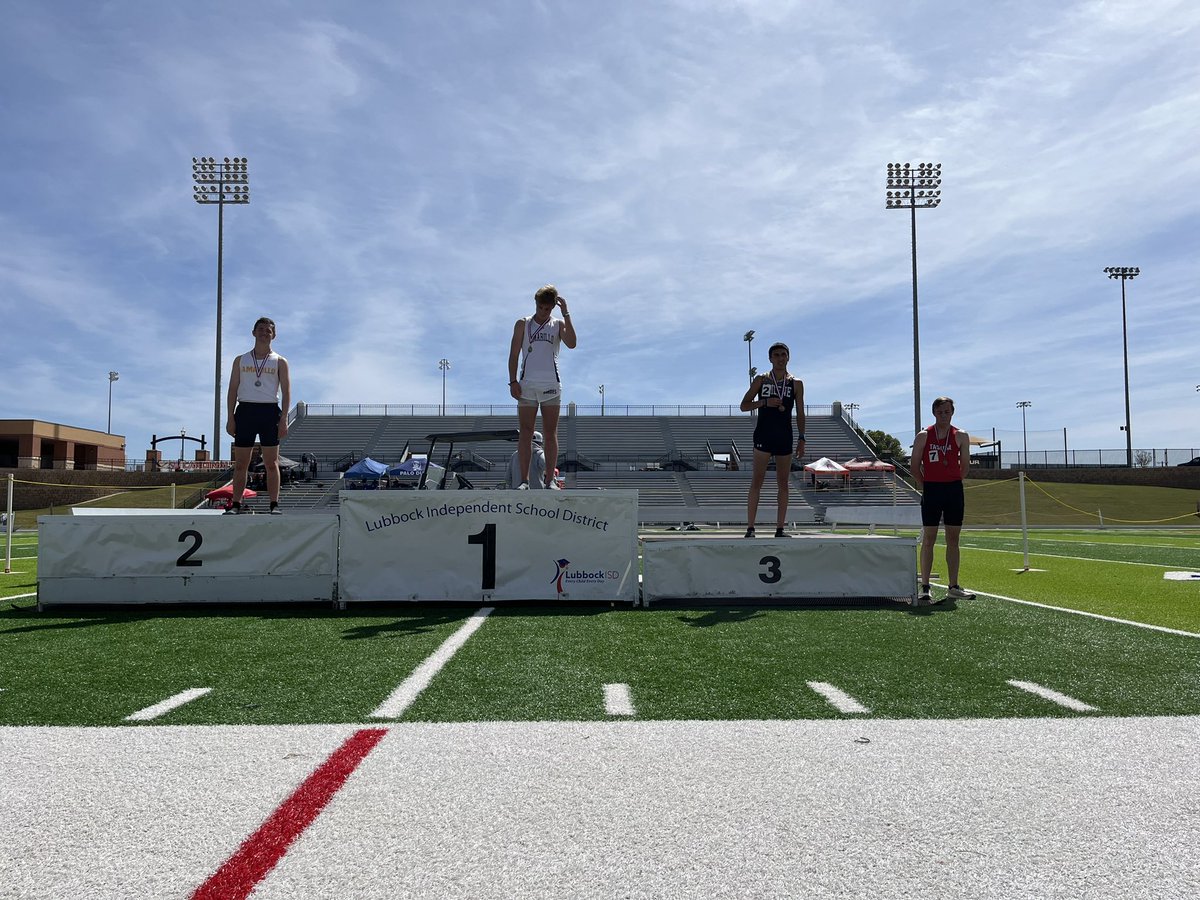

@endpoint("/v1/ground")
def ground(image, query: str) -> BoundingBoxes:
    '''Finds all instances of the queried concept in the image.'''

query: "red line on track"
[192,727,388,900]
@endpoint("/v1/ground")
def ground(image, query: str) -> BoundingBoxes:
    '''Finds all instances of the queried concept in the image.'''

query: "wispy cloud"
[1,0,1197,457]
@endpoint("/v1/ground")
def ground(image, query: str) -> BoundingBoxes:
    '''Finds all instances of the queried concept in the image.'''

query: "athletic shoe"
[236,506,254,515]
[774,528,787,538]
[517,482,529,490]
[547,480,562,490]
[915,585,933,605]
[945,585,976,600]
[269,507,283,516]
[744,527,755,539]
[222,506,238,516]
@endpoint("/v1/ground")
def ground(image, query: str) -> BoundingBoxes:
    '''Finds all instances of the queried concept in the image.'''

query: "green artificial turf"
[2,527,1197,727]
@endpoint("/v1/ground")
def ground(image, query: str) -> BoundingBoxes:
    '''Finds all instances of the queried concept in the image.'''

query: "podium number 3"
[177,530,203,567]
[759,555,781,584]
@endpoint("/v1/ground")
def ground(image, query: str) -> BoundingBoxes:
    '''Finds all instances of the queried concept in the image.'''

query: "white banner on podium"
[339,491,638,602]
[37,514,338,605]
[642,535,917,603]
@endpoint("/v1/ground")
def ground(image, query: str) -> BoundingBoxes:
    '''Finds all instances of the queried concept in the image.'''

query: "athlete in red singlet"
[911,396,975,605]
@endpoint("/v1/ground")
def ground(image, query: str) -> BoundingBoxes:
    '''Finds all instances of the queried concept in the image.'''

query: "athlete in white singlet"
[508,285,577,489]
[225,316,291,514]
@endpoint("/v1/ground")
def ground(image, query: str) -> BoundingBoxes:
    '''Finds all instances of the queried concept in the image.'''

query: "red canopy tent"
[841,457,896,472]
[205,485,257,505]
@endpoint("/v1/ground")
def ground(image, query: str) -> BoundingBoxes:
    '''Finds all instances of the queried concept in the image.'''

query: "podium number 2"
[468,523,497,589]
[177,530,203,567]
[759,555,781,584]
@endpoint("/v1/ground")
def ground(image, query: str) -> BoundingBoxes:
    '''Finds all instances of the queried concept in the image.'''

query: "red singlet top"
[922,424,963,482]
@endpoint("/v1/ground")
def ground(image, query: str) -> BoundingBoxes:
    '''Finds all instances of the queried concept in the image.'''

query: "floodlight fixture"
[1103,266,1139,467]
[192,155,250,461]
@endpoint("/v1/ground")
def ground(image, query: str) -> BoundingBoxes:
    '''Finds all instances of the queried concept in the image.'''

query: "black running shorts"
[234,402,282,448]
[921,480,965,527]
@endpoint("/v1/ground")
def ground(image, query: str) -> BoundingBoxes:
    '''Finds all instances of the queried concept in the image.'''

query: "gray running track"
[3,717,1198,899]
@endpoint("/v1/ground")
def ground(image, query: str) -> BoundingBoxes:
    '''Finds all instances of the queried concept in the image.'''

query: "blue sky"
[2,0,1198,461]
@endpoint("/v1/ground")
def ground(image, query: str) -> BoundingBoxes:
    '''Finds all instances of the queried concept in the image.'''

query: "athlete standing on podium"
[225,316,291,514]
[740,342,805,538]
[508,285,577,489]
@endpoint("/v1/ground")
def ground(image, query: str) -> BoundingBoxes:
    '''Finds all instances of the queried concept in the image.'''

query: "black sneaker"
[744,526,755,539]
[269,506,283,516]
[222,506,238,516]
[774,528,787,538]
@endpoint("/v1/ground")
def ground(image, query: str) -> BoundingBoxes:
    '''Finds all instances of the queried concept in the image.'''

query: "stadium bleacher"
[270,409,920,522]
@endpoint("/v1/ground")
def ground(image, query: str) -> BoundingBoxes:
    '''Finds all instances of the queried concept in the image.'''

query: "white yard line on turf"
[3,593,36,601]
[961,545,1171,568]
[806,681,870,714]
[957,586,1200,639]
[1007,680,1096,712]
[125,688,213,722]
[604,683,636,716]
[370,607,494,719]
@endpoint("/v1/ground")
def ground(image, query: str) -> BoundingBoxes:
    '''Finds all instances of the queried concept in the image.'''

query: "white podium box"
[37,515,338,606]
[642,535,917,604]
[339,491,639,603]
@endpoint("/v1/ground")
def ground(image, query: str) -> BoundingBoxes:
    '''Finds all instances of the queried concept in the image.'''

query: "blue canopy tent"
[388,455,447,488]
[387,457,427,478]
[344,457,389,480]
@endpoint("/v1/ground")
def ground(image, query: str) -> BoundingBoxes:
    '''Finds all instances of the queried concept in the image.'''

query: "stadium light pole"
[107,371,119,434]
[598,384,605,416]
[193,156,250,462]
[1103,266,1139,468]
[438,358,451,415]
[1016,401,1032,469]
[743,330,755,383]
[845,402,860,428]
[886,162,942,442]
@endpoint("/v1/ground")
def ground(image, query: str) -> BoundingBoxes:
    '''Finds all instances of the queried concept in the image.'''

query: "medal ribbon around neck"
[527,316,550,354]
[768,371,787,409]
[252,351,271,387]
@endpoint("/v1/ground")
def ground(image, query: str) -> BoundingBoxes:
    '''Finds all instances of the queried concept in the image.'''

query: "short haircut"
[534,285,558,304]
[253,317,276,335]
[932,396,955,413]
[767,342,790,357]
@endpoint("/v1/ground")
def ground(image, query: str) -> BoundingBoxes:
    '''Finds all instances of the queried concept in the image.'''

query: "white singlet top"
[518,316,562,384]
[237,350,284,403]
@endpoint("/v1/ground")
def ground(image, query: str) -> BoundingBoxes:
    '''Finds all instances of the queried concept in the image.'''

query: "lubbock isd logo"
[550,558,621,596]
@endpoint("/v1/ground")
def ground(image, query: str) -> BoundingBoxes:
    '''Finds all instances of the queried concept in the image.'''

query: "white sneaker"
[517,482,529,490]
[547,480,562,490]
[945,585,976,600]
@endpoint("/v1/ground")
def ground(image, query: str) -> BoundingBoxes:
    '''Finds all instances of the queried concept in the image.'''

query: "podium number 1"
[468,523,497,589]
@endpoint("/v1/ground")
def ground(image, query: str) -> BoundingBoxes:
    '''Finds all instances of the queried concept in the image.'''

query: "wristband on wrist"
[797,434,806,440]
[509,380,518,385]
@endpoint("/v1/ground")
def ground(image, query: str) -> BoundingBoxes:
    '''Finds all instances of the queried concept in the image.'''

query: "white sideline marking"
[371,607,494,719]
[125,688,212,722]
[604,683,635,717]
[962,545,1170,569]
[1007,680,1096,712]
[963,587,1200,639]
[807,681,870,714]
[3,592,36,600]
